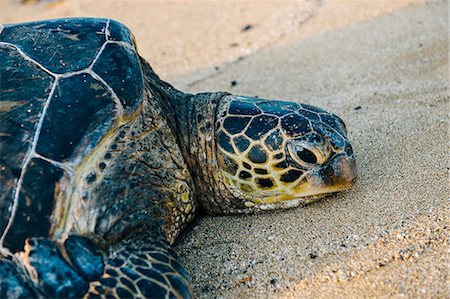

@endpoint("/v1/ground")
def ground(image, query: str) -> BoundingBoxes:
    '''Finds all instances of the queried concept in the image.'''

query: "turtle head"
[211,96,357,211]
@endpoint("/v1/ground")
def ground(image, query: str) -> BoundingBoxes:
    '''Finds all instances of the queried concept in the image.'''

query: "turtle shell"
[0,18,144,251]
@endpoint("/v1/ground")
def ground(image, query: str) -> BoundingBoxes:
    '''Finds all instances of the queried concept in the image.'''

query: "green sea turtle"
[0,18,357,298]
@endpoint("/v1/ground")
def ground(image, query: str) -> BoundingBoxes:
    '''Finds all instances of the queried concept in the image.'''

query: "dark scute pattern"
[233,135,250,153]
[280,169,303,183]
[223,116,251,134]
[274,153,284,159]
[26,238,88,298]
[137,279,167,298]
[281,113,311,137]
[254,168,268,174]
[116,287,133,298]
[256,178,275,188]
[99,277,117,288]
[264,129,283,151]
[136,267,166,284]
[245,115,278,141]
[121,267,140,280]
[0,259,37,298]
[218,132,234,154]
[105,268,119,277]
[150,252,170,264]
[238,170,252,180]
[300,103,327,114]
[313,122,346,149]
[255,100,299,116]
[167,274,192,299]
[152,263,175,274]
[274,160,289,169]
[120,277,137,292]
[228,100,261,115]
[92,43,143,112]
[221,155,239,175]
[130,257,148,267]
[107,19,134,45]
[320,113,346,135]
[36,74,115,161]
[1,18,107,73]
[298,109,320,121]
[170,259,190,282]
[108,258,124,267]
[64,236,104,281]
[247,145,267,164]
[94,285,104,293]
[87,293,101,299]
[5,158,64,251]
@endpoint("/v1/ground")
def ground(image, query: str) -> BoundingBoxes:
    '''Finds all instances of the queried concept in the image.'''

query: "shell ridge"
[86,69,124,116]
[104,19,111,40]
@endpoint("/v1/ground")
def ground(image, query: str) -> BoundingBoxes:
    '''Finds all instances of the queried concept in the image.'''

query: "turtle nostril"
[345,144,354,157]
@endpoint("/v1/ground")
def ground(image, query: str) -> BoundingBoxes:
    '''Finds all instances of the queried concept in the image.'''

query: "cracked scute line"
[0,79,59,249]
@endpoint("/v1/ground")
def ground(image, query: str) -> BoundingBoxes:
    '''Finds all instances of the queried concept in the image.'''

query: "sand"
[1,1,448,298]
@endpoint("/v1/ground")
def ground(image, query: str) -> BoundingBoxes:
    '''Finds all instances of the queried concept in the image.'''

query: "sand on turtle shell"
[1,1,448,298]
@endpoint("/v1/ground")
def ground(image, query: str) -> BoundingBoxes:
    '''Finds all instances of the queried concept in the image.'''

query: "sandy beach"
[1,1,448,298]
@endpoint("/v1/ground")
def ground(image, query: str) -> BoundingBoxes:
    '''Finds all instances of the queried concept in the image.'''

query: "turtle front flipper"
[19,237,91,298]
[6,232,192,298]
[87,231,192,299]
[0,257,37,298]
[0,236,93,298]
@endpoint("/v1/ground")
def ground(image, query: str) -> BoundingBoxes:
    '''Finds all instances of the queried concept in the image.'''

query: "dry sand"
[1,1,448,298]
[173,2,449,298]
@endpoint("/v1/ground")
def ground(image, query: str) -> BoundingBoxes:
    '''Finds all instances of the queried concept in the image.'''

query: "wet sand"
[2,1,448,298]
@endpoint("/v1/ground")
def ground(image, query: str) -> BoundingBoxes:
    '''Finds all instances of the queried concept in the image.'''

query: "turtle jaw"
[214,150,357,212]
[293,153,357,197]
[255,153,357,209]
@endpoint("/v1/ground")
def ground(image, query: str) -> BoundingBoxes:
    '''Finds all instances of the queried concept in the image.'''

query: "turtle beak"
[316,153,357,188]
[294,153,357,197]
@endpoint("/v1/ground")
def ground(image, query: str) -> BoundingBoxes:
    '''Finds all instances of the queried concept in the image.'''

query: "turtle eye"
[288,143,325,166]
[296,148,317,164]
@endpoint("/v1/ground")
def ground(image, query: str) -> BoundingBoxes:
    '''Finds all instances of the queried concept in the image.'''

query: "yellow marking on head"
[252,198,264,205]
[263,196,279,204]
[289,182,307,194]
